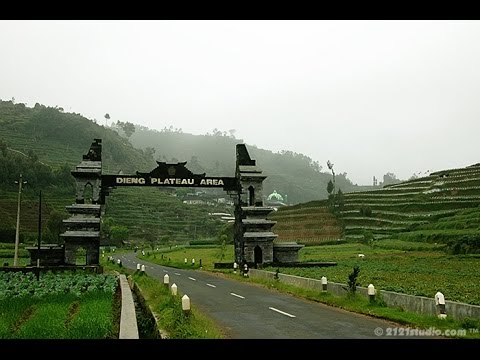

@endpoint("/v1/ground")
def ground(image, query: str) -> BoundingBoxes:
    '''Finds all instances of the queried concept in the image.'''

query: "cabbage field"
[0,271,119,339]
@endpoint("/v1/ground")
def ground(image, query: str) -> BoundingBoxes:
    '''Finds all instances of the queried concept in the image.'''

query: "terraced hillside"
[268,204,343,245]
[0,101,229,244]
[104,187,232,244]
[339,163,480,241]
[0,188,71,235]
[269,163,480,245]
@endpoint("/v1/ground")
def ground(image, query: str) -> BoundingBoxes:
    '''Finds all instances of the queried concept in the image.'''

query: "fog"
[1,20,480,185]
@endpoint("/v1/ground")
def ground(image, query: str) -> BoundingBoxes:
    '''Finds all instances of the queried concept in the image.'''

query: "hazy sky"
[1,20,480,185]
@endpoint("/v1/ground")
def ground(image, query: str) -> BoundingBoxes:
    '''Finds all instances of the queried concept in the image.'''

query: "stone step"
[60,230,100,238]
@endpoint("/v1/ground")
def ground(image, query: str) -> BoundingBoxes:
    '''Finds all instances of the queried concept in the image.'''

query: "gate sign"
[101,161,237,191]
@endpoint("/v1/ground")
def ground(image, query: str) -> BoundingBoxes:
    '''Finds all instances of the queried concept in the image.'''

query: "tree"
[327,160,335,194]
[116,120,136,139]
[111,225,129,242]
[327,180,334,195]
[336,188,344,211]
[363,230,375,247]
[101,217,115,241]
[144,146,156,161]
[382,172,400,186]
[347,265,361,296]
[27,149,38,163]
[104,113,110,127]
[327,179,335,208]
[45,210,67,242]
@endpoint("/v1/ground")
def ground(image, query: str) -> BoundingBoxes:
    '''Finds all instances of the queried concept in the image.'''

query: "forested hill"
[129,126,370,203]
[0,100,156,186]
[0,99,372,203]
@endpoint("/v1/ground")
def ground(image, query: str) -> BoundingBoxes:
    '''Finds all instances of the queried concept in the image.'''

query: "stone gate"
[35,139,303,267]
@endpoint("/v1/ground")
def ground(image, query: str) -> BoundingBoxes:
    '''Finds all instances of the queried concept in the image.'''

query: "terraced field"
[269,163,480,245]
[339,164,480,241]
[269,206,343,245]
[105,187,231,244]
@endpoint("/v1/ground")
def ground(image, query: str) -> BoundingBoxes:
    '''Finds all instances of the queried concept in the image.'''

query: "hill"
[0,100,225,244]
[270,163,480,249]
[128,125,373,204]
[0,99,370,246]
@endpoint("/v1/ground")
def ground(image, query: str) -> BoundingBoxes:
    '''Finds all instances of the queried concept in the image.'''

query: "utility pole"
[36,190,42,280]
[13,174,27,266]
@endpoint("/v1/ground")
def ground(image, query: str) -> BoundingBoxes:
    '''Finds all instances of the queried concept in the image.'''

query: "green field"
[266,242,480,305]
[142,245,234,269]
[0,272,119,339]
[145,242,480,306]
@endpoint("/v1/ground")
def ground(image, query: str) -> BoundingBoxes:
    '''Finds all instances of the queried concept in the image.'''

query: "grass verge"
[102,257,225,339]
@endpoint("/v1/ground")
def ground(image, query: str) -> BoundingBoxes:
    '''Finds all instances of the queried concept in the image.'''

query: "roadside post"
[171,283,178,296]
[368,284,376,303]
[435,292,447,319]
[321,276,328,292]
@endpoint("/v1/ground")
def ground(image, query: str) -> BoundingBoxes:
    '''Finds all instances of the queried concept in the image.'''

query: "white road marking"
[175,273,181,276]
[206,283,216,288]
[230,293,245,299]
[268,307,296,318]
[188,277,196,281]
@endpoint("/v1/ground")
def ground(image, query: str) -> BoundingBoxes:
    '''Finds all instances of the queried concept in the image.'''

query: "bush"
[347,265,360,295]
[359,206,372,217]
[362,230,374,247]
[446,235,480,255]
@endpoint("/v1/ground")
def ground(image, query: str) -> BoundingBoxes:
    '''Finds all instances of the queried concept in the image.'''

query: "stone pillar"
[61,139,103,266]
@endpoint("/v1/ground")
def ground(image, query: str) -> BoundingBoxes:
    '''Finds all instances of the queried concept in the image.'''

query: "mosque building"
[265,189,287,209]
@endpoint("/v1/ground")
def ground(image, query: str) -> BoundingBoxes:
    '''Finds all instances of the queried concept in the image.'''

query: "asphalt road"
[115,252,435,339]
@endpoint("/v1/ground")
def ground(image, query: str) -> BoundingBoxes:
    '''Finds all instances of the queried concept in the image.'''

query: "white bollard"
[435,291,447,319]
[233,262,238,274]
[164,274,170,288]
[184,258,187,264]
[117,259,121,265]
[192,258,195,266]
[137,263,141,271]
[182,294,191,314]
[171,283,178,296]
[141,264,145,273]
[321,276,328,292]
[368,284,376,303]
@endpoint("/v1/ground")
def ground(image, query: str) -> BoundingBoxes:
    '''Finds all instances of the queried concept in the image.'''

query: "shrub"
[446,235,480,255]
[347,265,361,295]
[359,206,372,217]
